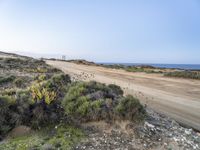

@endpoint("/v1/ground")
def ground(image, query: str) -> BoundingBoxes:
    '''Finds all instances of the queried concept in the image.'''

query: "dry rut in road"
[46,60,200,131]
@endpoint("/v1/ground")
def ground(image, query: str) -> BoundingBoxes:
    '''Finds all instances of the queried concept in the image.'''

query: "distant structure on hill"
[62,55,66,60]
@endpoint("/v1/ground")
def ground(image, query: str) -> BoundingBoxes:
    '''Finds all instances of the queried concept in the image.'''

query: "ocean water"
[99,63,200,70]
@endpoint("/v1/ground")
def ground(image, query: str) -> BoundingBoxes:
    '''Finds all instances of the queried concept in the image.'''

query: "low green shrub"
[62,81,145,123]
[45,74,71,98]
[0,96,16,137]
[0,75,16,85]
[115,95,146,121]
[164,71,200,80]
[108,84,123,96]
[14,78,24,88]
[0,95,15,112]
[37,74,47,81]
[14,90,34,125]
[30,83,56,105]
[28,74,70,129]
[0,88,17,96]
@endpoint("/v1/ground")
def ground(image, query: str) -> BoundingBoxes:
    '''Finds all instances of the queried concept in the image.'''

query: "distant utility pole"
[62,55,66,60]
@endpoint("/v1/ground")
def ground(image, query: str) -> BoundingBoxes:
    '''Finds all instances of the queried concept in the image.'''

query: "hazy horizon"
[1,0,200,64]
[1,50,200,66]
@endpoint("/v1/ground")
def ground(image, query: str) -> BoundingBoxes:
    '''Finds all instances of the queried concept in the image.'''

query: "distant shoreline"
[98,62,200,71]
[1,50,200,70]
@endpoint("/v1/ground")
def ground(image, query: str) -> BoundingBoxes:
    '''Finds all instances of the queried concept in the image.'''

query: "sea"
[98,63,200,70]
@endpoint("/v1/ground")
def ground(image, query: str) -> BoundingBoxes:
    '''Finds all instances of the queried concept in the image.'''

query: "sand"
[46,60,200,131]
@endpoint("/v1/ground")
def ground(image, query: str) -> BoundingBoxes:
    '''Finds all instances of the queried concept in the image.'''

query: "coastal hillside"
[0,52,199,149]
[0,51,31,59]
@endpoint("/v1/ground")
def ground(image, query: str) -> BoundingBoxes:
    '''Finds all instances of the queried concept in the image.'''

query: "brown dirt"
[7,126,32,139]
[46,60,200,131]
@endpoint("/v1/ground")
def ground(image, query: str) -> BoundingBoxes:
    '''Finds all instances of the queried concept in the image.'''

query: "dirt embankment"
[46,60,200,131]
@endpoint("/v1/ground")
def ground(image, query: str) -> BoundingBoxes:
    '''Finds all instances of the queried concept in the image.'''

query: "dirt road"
[46,60,200,131]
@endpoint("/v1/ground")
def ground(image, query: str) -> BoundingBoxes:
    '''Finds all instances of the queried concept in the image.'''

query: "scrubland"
[1,53,200,150]
[0,57,145,149]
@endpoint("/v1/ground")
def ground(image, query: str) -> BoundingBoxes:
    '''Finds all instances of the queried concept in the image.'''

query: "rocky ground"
[74,108,200,150]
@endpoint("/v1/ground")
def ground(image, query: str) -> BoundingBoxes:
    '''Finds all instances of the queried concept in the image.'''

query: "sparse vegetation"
[164,71,200,80]
[0,57,69,136]
[13,78,25,88]
[0,55,146,149]
[0,125,84,150]
[100,64,164,74]
[0,75,16,85]
[66,59,96,66]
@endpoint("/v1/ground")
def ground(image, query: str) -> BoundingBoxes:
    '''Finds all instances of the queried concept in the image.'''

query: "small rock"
[145,122,155,128]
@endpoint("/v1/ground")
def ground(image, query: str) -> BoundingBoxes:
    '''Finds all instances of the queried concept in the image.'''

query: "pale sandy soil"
[0,53,24,59]
[46,60,200,131]
[0,54,16,58]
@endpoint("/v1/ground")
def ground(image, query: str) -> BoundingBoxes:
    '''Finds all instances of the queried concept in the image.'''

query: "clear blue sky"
[0,0,200,64]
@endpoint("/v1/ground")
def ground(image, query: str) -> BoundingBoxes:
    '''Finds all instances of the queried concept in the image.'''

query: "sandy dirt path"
[46,60,200,131]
